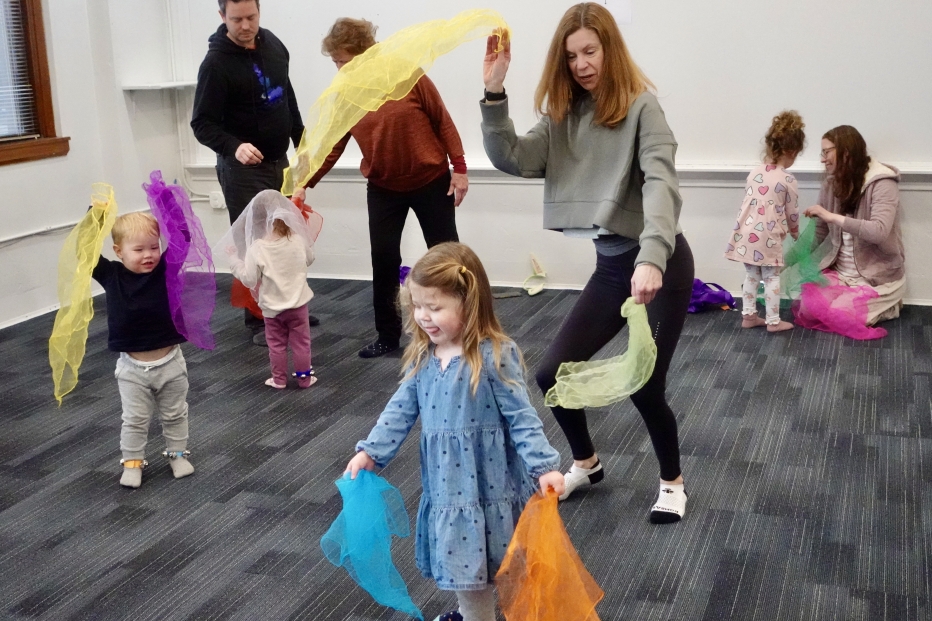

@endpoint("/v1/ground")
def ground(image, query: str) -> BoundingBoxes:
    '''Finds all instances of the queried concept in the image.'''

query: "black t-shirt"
[91,257,185,352]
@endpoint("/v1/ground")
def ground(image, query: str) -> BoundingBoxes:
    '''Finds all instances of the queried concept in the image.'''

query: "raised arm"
[479,34,550,178]
[483,33,510,95]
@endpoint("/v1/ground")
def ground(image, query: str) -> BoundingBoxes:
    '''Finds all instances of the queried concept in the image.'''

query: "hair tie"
[460,266,467,274]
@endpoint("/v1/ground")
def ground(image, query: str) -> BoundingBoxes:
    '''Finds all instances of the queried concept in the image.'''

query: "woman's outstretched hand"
[483,33,511,93]
[631,263,663,305]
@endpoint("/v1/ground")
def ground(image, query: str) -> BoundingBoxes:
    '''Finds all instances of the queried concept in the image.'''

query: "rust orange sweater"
[306,75,466,192]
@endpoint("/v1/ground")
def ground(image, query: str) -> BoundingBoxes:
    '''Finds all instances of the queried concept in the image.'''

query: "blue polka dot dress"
[357,340,561,591]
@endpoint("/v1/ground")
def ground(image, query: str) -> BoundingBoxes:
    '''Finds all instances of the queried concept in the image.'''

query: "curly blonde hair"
[764,110,806,164]
[321,18,377,56]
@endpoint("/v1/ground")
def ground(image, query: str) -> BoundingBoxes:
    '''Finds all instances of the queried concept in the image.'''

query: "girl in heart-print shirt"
[724,110,804,332]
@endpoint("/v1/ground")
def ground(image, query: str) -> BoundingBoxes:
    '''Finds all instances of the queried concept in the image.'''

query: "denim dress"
[357,340,561,591]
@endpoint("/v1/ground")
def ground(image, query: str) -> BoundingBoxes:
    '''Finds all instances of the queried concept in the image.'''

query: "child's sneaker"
[432,612,463,621]
[163,450,194,479]
[264,378,286,389]
[119,459,147,488]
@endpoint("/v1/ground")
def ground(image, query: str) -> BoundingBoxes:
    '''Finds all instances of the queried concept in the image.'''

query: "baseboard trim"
[3,284,928,331]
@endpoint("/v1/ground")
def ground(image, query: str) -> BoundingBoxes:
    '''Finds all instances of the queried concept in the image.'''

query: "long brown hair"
[824,125,870,216]
[535,2,654,127]
[764,110,805,165]
[399,242,516,395]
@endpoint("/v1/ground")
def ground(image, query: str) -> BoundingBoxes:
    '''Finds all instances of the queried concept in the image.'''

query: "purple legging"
[264,304,312,387]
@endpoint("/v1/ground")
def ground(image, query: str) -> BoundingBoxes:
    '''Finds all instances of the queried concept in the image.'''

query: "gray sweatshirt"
[481,91,682,272]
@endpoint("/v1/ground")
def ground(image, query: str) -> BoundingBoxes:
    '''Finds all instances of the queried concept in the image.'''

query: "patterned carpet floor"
[1,275,930,620]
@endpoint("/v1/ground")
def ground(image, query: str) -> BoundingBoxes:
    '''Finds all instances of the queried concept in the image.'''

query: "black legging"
[367,171,459,344]
[535,234,694,481]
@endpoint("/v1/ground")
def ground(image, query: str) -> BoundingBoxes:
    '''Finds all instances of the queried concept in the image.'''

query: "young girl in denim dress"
[346,242,565,621]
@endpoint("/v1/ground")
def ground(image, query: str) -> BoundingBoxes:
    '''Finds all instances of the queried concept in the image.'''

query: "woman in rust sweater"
[293,18,468,358]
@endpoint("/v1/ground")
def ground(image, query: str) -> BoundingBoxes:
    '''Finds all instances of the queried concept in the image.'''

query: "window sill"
[0,136,71,166]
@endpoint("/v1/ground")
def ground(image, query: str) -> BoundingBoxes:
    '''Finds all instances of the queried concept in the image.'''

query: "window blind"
[0,0,38,141]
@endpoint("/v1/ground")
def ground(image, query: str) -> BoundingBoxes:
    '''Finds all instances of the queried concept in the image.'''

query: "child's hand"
[346,451,376,479]
[538,470,565,497]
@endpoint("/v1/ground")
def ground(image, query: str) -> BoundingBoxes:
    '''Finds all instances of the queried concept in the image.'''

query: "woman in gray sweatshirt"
[480,2,695,523]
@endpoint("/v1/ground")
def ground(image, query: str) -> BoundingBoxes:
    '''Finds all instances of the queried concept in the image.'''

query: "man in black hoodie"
[192,0,317,342]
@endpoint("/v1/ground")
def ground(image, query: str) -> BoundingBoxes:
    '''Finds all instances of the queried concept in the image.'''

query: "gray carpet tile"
[1,274,931,620]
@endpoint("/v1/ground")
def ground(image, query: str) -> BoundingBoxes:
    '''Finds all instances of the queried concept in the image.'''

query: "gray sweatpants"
[115,346,189,460]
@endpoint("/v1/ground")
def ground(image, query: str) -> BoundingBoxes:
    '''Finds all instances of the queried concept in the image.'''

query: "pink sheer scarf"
[792,270,886,340]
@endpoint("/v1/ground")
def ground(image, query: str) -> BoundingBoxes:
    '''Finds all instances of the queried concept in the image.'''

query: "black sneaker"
[252,332,268,347]
[308,314,320,327]
[358,340,399,358]
[433,612,463,621]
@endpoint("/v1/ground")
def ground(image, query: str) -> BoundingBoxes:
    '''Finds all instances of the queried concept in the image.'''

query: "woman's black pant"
[367,171,458,344]
[535,235,694,481]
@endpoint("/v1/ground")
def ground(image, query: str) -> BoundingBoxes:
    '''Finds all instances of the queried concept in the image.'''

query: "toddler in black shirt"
[92,212,194,488]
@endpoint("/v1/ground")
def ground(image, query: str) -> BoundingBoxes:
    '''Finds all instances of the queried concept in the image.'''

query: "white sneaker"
[558,461,604,500]
[650,483,687,523]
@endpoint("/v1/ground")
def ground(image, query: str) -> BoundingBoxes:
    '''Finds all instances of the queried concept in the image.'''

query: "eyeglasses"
[820,147,836,158]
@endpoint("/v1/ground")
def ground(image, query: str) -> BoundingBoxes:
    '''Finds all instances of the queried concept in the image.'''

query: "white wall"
[1,0,931,329]
[0,0,185,327]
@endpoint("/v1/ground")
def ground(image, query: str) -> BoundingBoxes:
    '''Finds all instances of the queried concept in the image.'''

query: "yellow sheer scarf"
[544,298,657,409]
[282,9,508,195]
[49,184,117,404]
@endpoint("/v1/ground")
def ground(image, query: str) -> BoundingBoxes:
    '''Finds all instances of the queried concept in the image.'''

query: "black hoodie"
[191,25,304,161]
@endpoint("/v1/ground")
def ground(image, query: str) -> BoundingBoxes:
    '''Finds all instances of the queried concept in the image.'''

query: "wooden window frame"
[0,0,69,166]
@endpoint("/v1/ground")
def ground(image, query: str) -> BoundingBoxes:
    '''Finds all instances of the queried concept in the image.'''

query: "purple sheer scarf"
[143,171,217,350]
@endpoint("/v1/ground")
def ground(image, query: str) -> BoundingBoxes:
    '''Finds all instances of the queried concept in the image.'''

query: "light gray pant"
[115,346,189,460]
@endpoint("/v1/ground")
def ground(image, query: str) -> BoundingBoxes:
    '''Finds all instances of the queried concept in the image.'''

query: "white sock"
[650,483,686,523]
[569,460,601,475]
[455,587,496,621]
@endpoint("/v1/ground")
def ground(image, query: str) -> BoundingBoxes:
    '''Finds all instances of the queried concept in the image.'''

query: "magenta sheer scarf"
[143,171,217,350]
[792,271,887,340]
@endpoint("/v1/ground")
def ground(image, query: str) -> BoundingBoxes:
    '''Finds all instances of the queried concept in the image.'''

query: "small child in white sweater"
[222,190,318,388]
